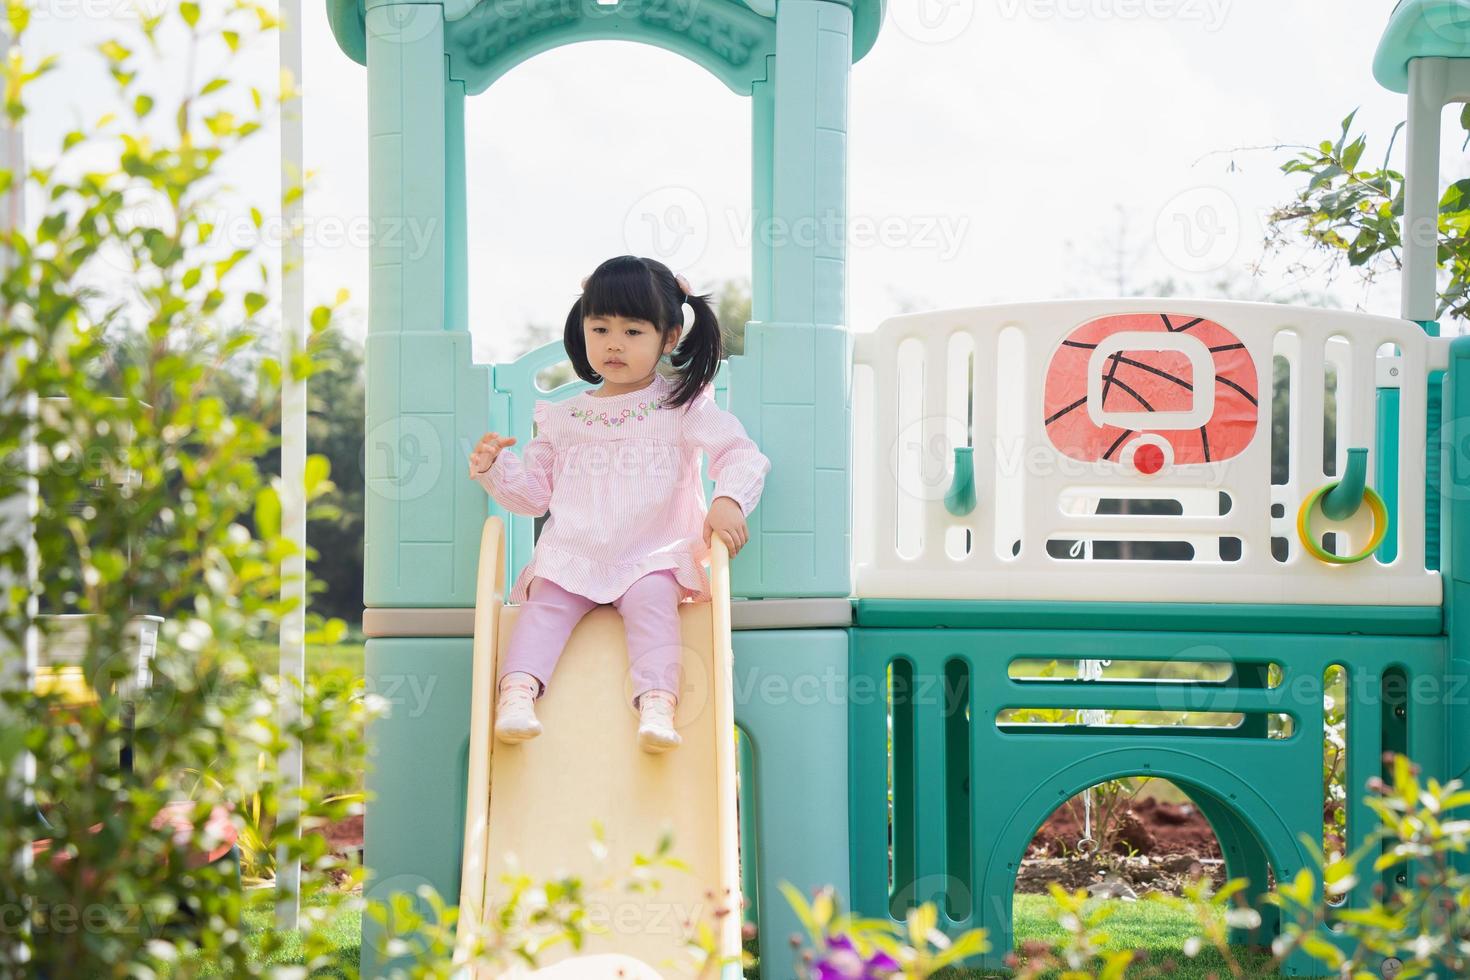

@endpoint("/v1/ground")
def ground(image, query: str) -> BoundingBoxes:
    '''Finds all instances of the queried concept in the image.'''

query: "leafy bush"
[0,4,375,975]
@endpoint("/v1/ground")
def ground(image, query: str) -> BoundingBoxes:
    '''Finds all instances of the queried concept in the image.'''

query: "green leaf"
[98,40,131,64]
[7,0,30,37]
[1301,934,1345,968]
[244,292,267,318]
[304,455,331,496]
[203,111,236,138]
[180,2,200,27]
[200,78,228,96]
[133,94,153,118]
[255,486,281,539]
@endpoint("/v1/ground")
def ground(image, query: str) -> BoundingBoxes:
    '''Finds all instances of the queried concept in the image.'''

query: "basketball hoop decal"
[1043,312,1259,473]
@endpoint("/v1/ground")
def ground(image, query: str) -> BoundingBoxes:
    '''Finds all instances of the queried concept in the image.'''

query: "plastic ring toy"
[1295,483,1389,565]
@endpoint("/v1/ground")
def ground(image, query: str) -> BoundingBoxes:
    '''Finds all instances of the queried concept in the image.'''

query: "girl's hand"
[470,432,516,477]
[703,496,749,558]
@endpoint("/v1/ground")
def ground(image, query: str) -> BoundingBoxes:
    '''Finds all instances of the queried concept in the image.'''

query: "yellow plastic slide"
[455,517,743,979]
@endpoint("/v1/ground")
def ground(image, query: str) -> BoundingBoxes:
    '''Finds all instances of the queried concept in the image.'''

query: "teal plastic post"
[732,630,851,980]
[362,4,497,608]
[1322,447,1369,520]
[736,0,857,599]
[361,638,475,979]
[944,447,976,517]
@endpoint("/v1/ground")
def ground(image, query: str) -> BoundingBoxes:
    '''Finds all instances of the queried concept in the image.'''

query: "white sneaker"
[637,691,681,753]
[495,681,542,743]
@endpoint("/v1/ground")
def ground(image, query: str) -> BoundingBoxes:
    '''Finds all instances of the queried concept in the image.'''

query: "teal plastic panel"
[853,599,1443,635]
[1373,0,1470,93]
[734,323,852,598]
[1377,386,1402,563]
[849,627,1449,975]
[364,331,493,607]
[361,637,475,979]
[1428,371,1446,571]
[1445,339,1470,799]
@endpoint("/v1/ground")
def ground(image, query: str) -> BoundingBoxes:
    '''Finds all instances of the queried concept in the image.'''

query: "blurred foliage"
[0,3,376,975]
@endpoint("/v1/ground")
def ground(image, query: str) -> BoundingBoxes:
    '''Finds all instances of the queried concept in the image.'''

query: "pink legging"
[497,570,685,709]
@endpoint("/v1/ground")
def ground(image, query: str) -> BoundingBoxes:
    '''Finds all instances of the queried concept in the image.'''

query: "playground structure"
[325,0,1470,976]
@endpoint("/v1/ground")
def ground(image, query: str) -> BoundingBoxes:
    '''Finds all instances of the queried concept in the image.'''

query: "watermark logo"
[365,416,442,503]
[890,0,976,44]
[995,0,1231,32]
[624,186,709,269]
[1155,186,1240,274]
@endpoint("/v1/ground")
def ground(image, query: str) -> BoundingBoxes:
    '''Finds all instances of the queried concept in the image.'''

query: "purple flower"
[811,934,900,979]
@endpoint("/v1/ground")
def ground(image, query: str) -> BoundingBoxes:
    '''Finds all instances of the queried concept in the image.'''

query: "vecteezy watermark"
[625,189,970,267]
[0,898,187,936]
[1154,186,1241,274]
[1431,416,1470,502]
[624,186,710,269]
[365,416,443,503]
[728,208,970,262]
[995,0,1231,31]
[885,415,1237,503]
[30,0,171,21]
[889,0,977,44]
[101,197,442,275]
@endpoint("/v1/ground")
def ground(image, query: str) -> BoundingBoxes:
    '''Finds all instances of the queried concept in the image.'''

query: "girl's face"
[583,314,679,386]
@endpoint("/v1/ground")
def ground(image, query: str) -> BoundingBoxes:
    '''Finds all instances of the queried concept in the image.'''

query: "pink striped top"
[475,372,771,605]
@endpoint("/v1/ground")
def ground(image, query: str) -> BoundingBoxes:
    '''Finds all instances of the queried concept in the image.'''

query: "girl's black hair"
[563,255,722,410]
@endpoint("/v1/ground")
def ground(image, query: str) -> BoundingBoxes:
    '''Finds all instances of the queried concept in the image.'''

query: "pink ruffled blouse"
[475,372,771,605]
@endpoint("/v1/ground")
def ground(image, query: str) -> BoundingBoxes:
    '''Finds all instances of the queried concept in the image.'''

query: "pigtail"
[663,289,722,410]
[563,295,602,384]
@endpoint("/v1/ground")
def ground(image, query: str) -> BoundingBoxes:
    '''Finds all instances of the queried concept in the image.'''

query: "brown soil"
[311,814,363,891]
[1019,795,1228,896]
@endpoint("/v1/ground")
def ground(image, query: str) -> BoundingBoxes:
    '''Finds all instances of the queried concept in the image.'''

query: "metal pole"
[276,0,307,931]
[1403,58,1446,326]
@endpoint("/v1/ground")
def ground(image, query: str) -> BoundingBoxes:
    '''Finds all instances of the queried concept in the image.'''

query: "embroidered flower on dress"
[569,396,668,427]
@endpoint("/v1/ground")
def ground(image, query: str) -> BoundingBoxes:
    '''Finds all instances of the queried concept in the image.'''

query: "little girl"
[468,255,771,753]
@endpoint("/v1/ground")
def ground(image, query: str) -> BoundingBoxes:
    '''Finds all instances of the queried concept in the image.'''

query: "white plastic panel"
[851,299,1441,605]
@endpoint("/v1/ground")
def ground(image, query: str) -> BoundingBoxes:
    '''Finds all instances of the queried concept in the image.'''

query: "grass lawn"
[173,888,1311,978]
[173,888,360,978]
[242,638,365,678]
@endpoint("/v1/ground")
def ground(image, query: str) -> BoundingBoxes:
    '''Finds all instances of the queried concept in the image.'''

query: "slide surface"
[456,518,742,979]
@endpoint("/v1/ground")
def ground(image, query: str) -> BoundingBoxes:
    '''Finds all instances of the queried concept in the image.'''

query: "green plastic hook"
[1321,447,1369,520]
[945,446,977,517]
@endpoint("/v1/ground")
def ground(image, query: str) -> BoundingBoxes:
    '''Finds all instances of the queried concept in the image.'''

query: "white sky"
[27,1,1467,366]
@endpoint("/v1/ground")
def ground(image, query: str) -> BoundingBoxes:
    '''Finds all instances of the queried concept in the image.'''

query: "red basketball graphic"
[1043,312,1258,472]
